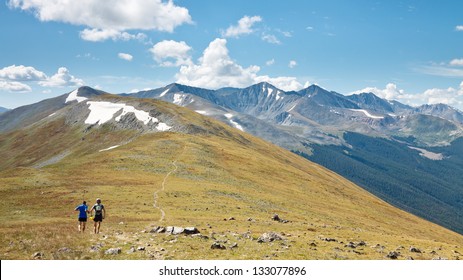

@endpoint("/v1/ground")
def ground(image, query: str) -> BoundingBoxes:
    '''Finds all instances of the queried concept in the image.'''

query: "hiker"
[74,201,88,232]
[90,198,106,234]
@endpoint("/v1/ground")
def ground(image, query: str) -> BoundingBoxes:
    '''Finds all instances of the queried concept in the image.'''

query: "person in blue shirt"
[74,201,88,232]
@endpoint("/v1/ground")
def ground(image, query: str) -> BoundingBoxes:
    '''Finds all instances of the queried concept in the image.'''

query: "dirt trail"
[153,148,184,222]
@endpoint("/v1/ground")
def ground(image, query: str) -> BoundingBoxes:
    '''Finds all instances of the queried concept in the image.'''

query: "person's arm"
[102,207,106,219]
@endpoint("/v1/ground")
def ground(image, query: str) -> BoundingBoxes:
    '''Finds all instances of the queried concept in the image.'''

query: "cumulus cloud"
[266,59,275,66]
[222,15,262,38]
[0,65,47,81]
[8,0,192,41]
[150,40,192,67]
[351,82,463,109]
[80,28,146,42]
[0,81,31,92]
[289,60,297,68]
[450,58,463,66]
[118,52,133,61]
[175,38,304,91]
[456,25,463,31]
[262,34,281,44]
[38,67,84,87]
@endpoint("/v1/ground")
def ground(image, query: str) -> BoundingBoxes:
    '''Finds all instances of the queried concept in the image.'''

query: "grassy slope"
[0,98,462,260]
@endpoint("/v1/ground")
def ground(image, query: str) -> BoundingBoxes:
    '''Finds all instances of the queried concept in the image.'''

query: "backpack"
[94,204,104,215]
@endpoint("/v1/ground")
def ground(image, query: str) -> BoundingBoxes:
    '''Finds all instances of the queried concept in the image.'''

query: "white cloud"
[450,58,463,66]
[149,40,192,67]
[118,53,133,61]
[80,28,146,42]
[289,60,297,68]
[0,80,31,92]
[175,38,303,91]
[222,15,262,38]
[266,59,275,66]
[262,34,281,44]
[351,82,463,109]
[0,65,47,81]
[39,67,84,87]
[8,0,192,41]
[456,25,463,31]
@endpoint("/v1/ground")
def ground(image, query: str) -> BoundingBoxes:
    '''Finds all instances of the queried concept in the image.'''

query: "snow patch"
[195,110,209,115]
[173,93,185,105]
[66,89,88,103]
[224,113,244,131]
[276,91,283,101]
[48,112,56,117]
[408,146,444,160]
[288,104,297,112]
[99,145,120,152]
[159,88,169,97]
[85,101,171,131]
[349,109,384,119]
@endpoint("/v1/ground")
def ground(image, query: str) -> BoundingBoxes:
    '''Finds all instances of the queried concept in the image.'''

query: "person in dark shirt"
[90,198,106,234]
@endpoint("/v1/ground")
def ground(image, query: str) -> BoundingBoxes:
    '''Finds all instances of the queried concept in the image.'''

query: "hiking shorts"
[94,215,103,222]
[78,217,87,222]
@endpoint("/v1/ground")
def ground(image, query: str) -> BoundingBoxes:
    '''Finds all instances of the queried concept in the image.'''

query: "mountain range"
[124,82,463,234]
[0,106,9,114]
[1,87,462,260]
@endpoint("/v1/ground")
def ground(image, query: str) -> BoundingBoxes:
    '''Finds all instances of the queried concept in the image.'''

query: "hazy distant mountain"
[0,107,9,114]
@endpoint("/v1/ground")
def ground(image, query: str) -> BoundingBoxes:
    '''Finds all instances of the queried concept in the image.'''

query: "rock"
[258,232,283,243]
[432,256,448,260]
[57,247,72,253]
[211,242,226,250]
[137,246,146,251]
[166,226,185,235]
[184,227,200,235]
[230,242,238,249]
[345,242,357,248]
[386,251,400,259]
[127,247,136,253]
[309,242,317,247]
[105,248,121,255]
[357,241,366,246]
[228,217,236,221]
[409,246,422,253]
[32,252,44,259]
[272,214,281,221]
[321,237,337,242]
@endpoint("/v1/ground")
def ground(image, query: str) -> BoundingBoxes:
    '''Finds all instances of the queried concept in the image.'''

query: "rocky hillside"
[0,88,462,260]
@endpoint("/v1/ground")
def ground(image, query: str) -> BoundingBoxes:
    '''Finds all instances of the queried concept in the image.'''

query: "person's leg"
[94,221,97,233]
[78,221,81,232]
[96,222,101,233]
[82,221,86,232]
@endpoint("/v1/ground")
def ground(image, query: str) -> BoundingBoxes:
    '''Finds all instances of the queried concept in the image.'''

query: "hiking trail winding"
[153,149,184,222]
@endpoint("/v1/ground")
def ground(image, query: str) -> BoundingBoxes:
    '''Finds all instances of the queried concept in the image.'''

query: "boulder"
[105,248,121,255]
[258,232,283,243]
[409,246,422,253]
[386,251,400,259]
[184,227,200,235]
[211,242,226,250]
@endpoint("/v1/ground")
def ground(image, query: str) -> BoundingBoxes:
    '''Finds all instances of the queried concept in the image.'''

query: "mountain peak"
[65,86,106,104]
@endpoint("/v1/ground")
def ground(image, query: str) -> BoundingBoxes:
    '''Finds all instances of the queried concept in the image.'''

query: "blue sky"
[1,0,463,109]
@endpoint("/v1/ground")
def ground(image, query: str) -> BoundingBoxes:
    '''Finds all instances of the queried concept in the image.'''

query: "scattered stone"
[321,237,337,242]
[211,242,226,250]
[258,232,283,243]
[127,247,136,253]
[57,247,72,253]
[357,241,366,246]
[184,227,200,235]
[386,251,400,259]
[119,222,124,225]
[345,242,357,248]
[166,226,185,235]
[89,243,104,253]
[192,233,209,240]
[230,242,238,249]
[137,246,146,251]
[247,218,254,221]
[407,256,414,260]
[432,256,448,260]
[309,242,317,247]
[228,217,236,221]
[409,246,422,253]
[32,252,44,259]
[105,248,121,255]
[150,226,165,233]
